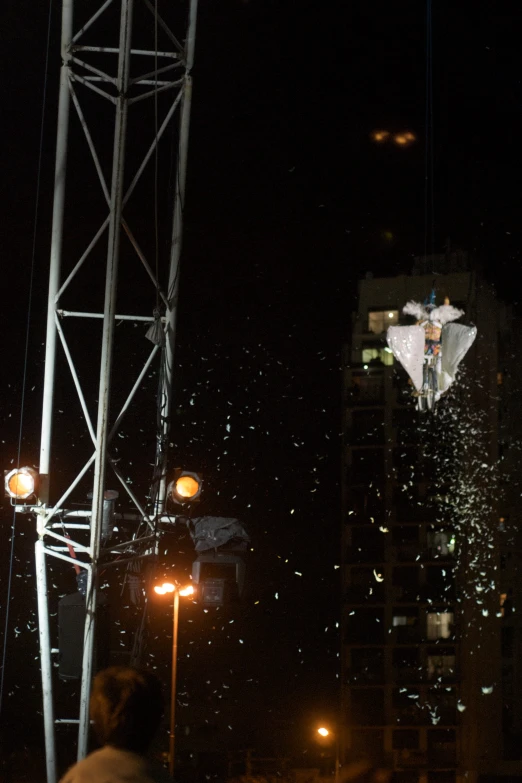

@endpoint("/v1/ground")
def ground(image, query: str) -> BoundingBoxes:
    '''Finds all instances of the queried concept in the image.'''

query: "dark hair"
[90,667,164,753]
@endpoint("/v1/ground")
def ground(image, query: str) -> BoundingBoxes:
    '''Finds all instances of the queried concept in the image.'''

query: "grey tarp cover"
[189,516,250,552]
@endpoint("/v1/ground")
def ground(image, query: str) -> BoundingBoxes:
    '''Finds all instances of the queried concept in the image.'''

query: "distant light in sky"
[371,130,390,143]
[370,130,416,147]
[393,131,416,147]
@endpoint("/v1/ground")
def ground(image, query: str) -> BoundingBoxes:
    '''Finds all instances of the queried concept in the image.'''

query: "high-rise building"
[341,254,522,783]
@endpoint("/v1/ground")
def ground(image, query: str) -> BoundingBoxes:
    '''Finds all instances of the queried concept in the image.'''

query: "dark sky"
[1,0,522,775]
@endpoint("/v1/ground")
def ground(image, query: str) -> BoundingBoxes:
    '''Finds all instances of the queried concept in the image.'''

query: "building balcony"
[392,626,423,645]
[427,751,457,768]
[394,503,424,523]
[345,584,385,604]
[345,547,385,565]
[347,428,386,446]
[394,750,427,769]
[390,585,421,602]
[391,707,427,726]
[425,548,456,564]
[394,666,425,685]
[429,708,458,726]
[391,545,420,563]
[345,671,386,686]
[419,583,456,603]
[391,546,456,565]
[346,380,385,407]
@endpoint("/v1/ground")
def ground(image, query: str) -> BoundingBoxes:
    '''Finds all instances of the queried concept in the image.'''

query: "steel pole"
[39,0,73,505]
[169,589,180,777]
[36,4,73,779]
[35,540,57,783]
[77,0,134,758]
[155,0,199,516]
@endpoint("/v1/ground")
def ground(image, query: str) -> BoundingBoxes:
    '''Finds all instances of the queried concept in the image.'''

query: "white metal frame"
[27,1,199,779]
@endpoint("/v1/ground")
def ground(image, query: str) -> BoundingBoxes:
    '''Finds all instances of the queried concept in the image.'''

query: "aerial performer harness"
[386,291,477,412]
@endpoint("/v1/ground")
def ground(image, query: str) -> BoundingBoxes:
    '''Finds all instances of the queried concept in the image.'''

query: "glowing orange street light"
[318,727,330,737]
[154,582,194,598]
[4,467,38,500]
[316,725,340,783]
[154,581,194,775]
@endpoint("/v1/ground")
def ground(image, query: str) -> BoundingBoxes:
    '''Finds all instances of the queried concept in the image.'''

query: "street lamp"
[154,581,194,775]
[318,727,330,737]
[316,726,340,783]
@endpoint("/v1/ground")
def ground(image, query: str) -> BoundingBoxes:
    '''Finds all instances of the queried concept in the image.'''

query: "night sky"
[1,0,522,778]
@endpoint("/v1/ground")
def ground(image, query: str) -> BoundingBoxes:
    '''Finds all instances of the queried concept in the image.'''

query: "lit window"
[393,615,416,627]
[426,612,453,640]
[368,310,399,334]
[362,347,394,366]
[427,654,455,679]
[427,531,455,557]
[500,593,508,617]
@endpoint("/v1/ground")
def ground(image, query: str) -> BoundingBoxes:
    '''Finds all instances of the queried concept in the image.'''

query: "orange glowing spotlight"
[4,467,38,500]
[168,470,203,504]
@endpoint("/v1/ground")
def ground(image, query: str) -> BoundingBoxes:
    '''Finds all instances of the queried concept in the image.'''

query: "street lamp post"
[154,582,194,776]
[169,587,180,776]
[317,726,340,783]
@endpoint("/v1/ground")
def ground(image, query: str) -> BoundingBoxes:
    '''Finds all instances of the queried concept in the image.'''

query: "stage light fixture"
[4,467,38,500]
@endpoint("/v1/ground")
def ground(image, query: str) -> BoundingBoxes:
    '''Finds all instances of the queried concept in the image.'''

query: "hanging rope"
[424,0,435,266]
[154,0,160,312]
[0,0,54,720]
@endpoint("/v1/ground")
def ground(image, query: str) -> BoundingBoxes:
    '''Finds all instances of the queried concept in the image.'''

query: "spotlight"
[168,470,203,504]
[4,467,38,500]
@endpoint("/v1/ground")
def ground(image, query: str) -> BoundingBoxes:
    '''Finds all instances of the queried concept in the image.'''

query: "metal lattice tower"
[23,1,198,779]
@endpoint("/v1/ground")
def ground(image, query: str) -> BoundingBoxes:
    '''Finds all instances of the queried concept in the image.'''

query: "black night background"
[1,1,522,781]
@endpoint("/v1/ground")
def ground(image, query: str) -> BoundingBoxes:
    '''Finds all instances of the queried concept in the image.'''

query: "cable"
[424,0,435,267]
[429,0,435,259]
[0,0,53,720]
[154,0,160,310]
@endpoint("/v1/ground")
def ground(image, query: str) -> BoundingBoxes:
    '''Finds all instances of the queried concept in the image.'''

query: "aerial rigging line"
[0,0,54,720]
[424,0,435,266]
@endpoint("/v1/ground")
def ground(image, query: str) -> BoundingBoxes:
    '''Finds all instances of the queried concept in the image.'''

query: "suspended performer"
[386,291,477,411]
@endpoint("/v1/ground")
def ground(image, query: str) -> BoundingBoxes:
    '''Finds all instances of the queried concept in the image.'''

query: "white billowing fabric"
[402,300,464,326]
[386,325,425,391]
[59,746,173,783]
[403,300,426,320]
[438,322,477,393]
[430,304,464,325]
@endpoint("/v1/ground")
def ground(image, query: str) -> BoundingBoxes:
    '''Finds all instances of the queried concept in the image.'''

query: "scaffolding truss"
[21,1,199,779]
